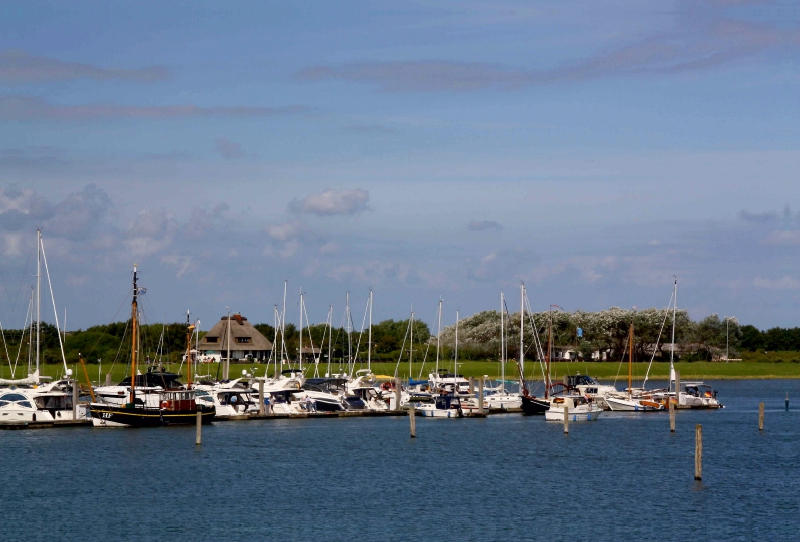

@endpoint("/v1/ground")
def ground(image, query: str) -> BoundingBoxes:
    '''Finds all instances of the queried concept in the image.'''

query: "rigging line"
[0,240,34,322]
[79,288,131,363]
[300,296,321,365]
[392,317,412,379]
[643,291,675,388]
[39,236,68,374]
[350,295,370,369]
[7,291,33,378]
[416,303,438,380]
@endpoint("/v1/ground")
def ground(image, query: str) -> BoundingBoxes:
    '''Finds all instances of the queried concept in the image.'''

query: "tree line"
[2,309,797,370]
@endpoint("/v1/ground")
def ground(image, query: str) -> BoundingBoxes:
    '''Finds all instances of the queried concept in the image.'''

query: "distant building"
[197,313,273,362]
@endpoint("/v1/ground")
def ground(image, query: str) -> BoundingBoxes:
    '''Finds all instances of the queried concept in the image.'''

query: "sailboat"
[0,230,86,423]
[484,291,521,410]
[520,284,551,415]
[89,265,215,427]
[604,318,664,412]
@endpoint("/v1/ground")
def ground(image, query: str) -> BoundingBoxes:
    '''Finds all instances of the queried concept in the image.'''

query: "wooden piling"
[468,377,474,394]
[195,410,202,445]
[478,378,484,415]
[694,424,702,480]
[563,406,569,434]
[759,402,764,430]
[395,377,402,411]
[669,400,675,432]
[105,373,112,386]
[258,380,265,416]
[72,380,78,419]
[409,405,416,438]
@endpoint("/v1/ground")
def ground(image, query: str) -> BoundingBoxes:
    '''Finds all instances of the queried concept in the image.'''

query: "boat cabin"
[551,394,591,409]
[434,394,462,410]
[119,366,185,390]
[158,390,196,411]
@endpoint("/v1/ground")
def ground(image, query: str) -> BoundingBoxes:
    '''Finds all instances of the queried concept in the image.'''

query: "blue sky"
[1,0,799,331]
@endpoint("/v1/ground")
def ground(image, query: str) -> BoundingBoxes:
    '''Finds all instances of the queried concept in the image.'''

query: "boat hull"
[606,396,664,411]
[89,404,216,427]
[544,407,602,422]
[520,396,549,416]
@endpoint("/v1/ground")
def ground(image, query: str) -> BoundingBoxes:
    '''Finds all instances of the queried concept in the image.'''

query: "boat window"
[18,401,33,408]
[0,394,27,402]
[0,401,7,407]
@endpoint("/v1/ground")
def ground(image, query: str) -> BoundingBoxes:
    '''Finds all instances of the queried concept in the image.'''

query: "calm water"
[2,379,799,541]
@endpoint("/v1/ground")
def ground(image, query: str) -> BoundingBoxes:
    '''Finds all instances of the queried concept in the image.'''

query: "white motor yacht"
[194,378,259,418]
[415,394,464,418]
[544,394,602,422]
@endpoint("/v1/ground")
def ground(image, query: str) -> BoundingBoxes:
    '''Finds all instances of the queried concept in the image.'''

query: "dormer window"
[237,337,251,344]
[205,336,218,343]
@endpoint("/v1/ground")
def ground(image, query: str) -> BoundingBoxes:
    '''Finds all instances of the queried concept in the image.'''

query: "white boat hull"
[544,407,602,422]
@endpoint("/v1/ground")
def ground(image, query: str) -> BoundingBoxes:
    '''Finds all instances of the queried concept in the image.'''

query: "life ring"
[381,382,392,391]
[160,400,169,409]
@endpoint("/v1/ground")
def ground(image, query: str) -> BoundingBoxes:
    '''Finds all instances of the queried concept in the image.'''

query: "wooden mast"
[545,307,552,399]
[130,264,139,406]
[628,320,634,399]
[186,311,195,388]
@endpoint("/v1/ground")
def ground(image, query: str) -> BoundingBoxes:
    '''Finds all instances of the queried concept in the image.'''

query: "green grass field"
[3,352,800,385]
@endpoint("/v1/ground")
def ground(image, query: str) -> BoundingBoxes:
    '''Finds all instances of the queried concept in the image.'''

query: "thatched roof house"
[198,313,273,362]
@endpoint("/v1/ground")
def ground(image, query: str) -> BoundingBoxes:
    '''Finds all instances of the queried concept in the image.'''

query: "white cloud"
[753,276,800,290]
[762,230,800,246]
[319,242,338,254]
[264,219,305,242]
[289,189,369,216]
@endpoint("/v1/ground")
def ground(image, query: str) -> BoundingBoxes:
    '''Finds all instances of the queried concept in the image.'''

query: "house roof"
[198,314,273,351]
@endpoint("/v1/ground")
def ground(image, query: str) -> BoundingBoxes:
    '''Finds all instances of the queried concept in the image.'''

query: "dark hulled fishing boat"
[89,264,215,427]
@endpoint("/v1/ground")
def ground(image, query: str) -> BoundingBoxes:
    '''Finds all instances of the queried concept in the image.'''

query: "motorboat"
[677,382,722,409]
[415,393,463,418]
[544,394,602,422]
[347,370,389,411]
[605,393,664,411]
[194,378,259,418]
[565,375,619,410]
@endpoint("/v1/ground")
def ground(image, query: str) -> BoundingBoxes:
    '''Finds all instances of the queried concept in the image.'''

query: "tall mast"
[628,318,633,398]
[327,305,332,376]
[368,290,373,372]
[130,264,139,405]
[455,309,459,378]
[500,291,505,393]
[546,305,553,400]
[36,229,41,377]
[226,306,231,379]
[186,310,194,387]
[409,308,413,380]
[299,289,303,371]
[435,299,442,375]
[282,280,287,361]
[670,276,677,392]
[519,282,524,378]
[346,292,351,371]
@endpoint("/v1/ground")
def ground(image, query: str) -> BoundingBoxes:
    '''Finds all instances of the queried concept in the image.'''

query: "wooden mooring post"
[258,380,265,416]
[72,379,78,419]
[468,377,474,394]
[195,410,202,445]
[563,406,569,434]
[409,406,416,438]
[105,373,112,386]
[395,377,402,411]
[669,400,675,432]
[759,402,765,431]
[478,378,484,415]
[694,424,702,481]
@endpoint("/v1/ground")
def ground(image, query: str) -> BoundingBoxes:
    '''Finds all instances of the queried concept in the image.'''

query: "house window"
[237,337,250,344]
[205,336,218,343]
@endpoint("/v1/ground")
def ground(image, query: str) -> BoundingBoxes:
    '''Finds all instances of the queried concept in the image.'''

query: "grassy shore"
[3,353,800,384]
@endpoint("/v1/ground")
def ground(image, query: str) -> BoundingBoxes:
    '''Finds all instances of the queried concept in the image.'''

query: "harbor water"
[2,379,799,541]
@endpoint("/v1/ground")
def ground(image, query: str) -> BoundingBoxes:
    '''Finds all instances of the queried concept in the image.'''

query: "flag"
[577,327,583,338]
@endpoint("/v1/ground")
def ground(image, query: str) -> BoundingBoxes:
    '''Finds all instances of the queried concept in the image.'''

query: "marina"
[1,378,797,541]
